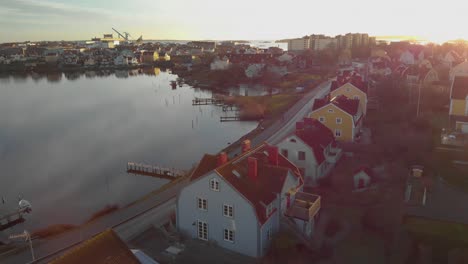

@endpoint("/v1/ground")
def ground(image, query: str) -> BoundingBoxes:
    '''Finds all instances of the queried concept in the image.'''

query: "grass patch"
[404,216,468,262]
[227,94,301,120]
[32,224,77,239]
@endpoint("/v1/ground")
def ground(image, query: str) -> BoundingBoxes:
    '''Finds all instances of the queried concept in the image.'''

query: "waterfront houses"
[309,95,364,142]
[276,118,342,186]
[176,143,321,257]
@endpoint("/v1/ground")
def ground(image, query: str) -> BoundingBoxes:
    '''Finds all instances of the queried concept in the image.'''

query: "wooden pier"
[192,97,224,106]
[0,208,29,231]
[126,162,186,180]
[220,116,241,122]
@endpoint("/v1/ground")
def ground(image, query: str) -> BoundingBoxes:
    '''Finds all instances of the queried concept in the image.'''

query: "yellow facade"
[309,105,355,142]
[331,83,367,115]
[450,99,466,116]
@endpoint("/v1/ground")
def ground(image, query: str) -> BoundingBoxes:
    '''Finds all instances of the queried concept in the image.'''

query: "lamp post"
[9,230,35,261]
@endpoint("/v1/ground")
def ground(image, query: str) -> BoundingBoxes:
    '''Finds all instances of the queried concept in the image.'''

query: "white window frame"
[328,108,334,113]
[267,227,273,241]
[336,117,342,124]
[210,178,220,191]
[335,129,342,137]
[319,116,325,122]
[223,228,235,243]
[197,220,208,241]
[298,151,306,161]
[223,204,234,218]
[197,197,207,211]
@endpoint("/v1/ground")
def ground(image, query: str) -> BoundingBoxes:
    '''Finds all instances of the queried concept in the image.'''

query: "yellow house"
[309,95,364,142]
[449,75,468,132]
[330,80,368,115]
[140,51,159,64]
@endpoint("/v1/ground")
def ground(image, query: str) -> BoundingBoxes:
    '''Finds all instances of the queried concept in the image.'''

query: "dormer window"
[328,109,334,113]
[210,178,219,191]
[289,138,297,143]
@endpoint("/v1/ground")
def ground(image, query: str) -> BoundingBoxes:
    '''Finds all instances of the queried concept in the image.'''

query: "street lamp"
[9,230,35,261]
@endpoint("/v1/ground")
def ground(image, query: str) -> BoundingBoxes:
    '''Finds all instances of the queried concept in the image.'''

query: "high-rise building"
[287,38,310,51]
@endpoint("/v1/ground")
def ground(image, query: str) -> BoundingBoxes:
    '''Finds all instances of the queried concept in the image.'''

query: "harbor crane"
[112,27,131,41]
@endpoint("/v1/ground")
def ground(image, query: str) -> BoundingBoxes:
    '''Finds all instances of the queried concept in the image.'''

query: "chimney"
[268,146,279,166]
[217,152,228,167]
[241,139,251,153]
[248,157,258,180]
[295,121,304,132]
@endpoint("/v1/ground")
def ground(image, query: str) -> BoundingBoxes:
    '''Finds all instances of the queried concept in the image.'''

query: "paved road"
[1,80,331,264]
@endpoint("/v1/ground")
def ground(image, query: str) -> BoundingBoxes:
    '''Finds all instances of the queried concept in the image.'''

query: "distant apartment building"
[287,38,310,51]
[312,38,338,51]
[449,76,468,132]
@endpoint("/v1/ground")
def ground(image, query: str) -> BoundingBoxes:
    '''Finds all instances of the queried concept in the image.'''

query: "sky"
[0,0,466,43]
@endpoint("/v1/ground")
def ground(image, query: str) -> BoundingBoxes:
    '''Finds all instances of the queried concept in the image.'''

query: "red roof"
[313,95,360,116]
[295,118,335,164]
[353,166,374,178]
[187,144,302,224]
[331,74,368,94]
[215,144,302,224]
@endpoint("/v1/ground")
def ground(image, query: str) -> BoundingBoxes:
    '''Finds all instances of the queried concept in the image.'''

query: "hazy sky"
[0,0,466,43]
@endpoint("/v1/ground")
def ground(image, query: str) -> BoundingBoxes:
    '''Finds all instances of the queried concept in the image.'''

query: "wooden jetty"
[0,208,29,231]
[126,162,186,180]
[192,97,224,106]
[220,116,241,122]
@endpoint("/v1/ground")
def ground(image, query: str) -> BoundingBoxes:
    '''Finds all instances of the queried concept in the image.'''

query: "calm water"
[0,69,257,230]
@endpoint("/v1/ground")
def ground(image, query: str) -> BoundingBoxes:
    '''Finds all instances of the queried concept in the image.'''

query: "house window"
[223,204,234,218]
[210,178,219,191]
[223,229,234,243]
[319,117,325,122]
[266,203,274,216]
[328,109,334,113]
[335,129,342,137]
[281,149,288,158]
[298,151,306,161]
[353,95,359,100]
[336,117,342,124]
[267,228,273,241]
[197,221,208,240]
[289,138,297,143]
[197,197,207,211]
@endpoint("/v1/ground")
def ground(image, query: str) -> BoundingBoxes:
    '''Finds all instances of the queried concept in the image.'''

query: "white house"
[245,64,265,78]
[444,51,464,68]
[210,56,231,70]
[276,118,342,186]
[353,167,374,190]
[176,143,321,257]
[450,61,468,81]
[400,50,415,65]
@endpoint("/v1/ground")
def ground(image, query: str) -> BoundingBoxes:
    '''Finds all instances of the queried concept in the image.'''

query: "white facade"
[313,38,337,51]
[287,38,310,51]
[400,51,415,65]
[245,64,265,78]
[450,61,468,81]
[353,170,371,190]
[210,56,231,70]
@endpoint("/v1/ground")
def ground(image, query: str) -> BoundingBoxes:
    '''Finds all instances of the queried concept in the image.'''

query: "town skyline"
[1,0,467,44]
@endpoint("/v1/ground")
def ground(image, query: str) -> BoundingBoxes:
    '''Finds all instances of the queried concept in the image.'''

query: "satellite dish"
[18,200,32,213]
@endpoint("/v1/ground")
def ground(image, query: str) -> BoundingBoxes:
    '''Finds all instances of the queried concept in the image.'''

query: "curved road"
[0,80,331,264]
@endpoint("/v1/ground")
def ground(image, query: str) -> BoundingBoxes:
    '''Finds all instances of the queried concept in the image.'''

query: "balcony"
[326,146,342,163]
[285,192,321,222]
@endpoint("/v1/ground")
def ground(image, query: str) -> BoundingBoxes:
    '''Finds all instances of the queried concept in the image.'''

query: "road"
[0,80,331,264]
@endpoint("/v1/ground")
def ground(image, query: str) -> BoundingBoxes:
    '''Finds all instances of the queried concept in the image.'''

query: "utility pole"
[9,230,35,261]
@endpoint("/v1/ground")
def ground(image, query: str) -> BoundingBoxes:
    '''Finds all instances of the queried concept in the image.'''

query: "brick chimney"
[268,146,279,166]
[217,152,228,167]
[241,139,251,153]
[295,121,304,132]
[248,157,258,181]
